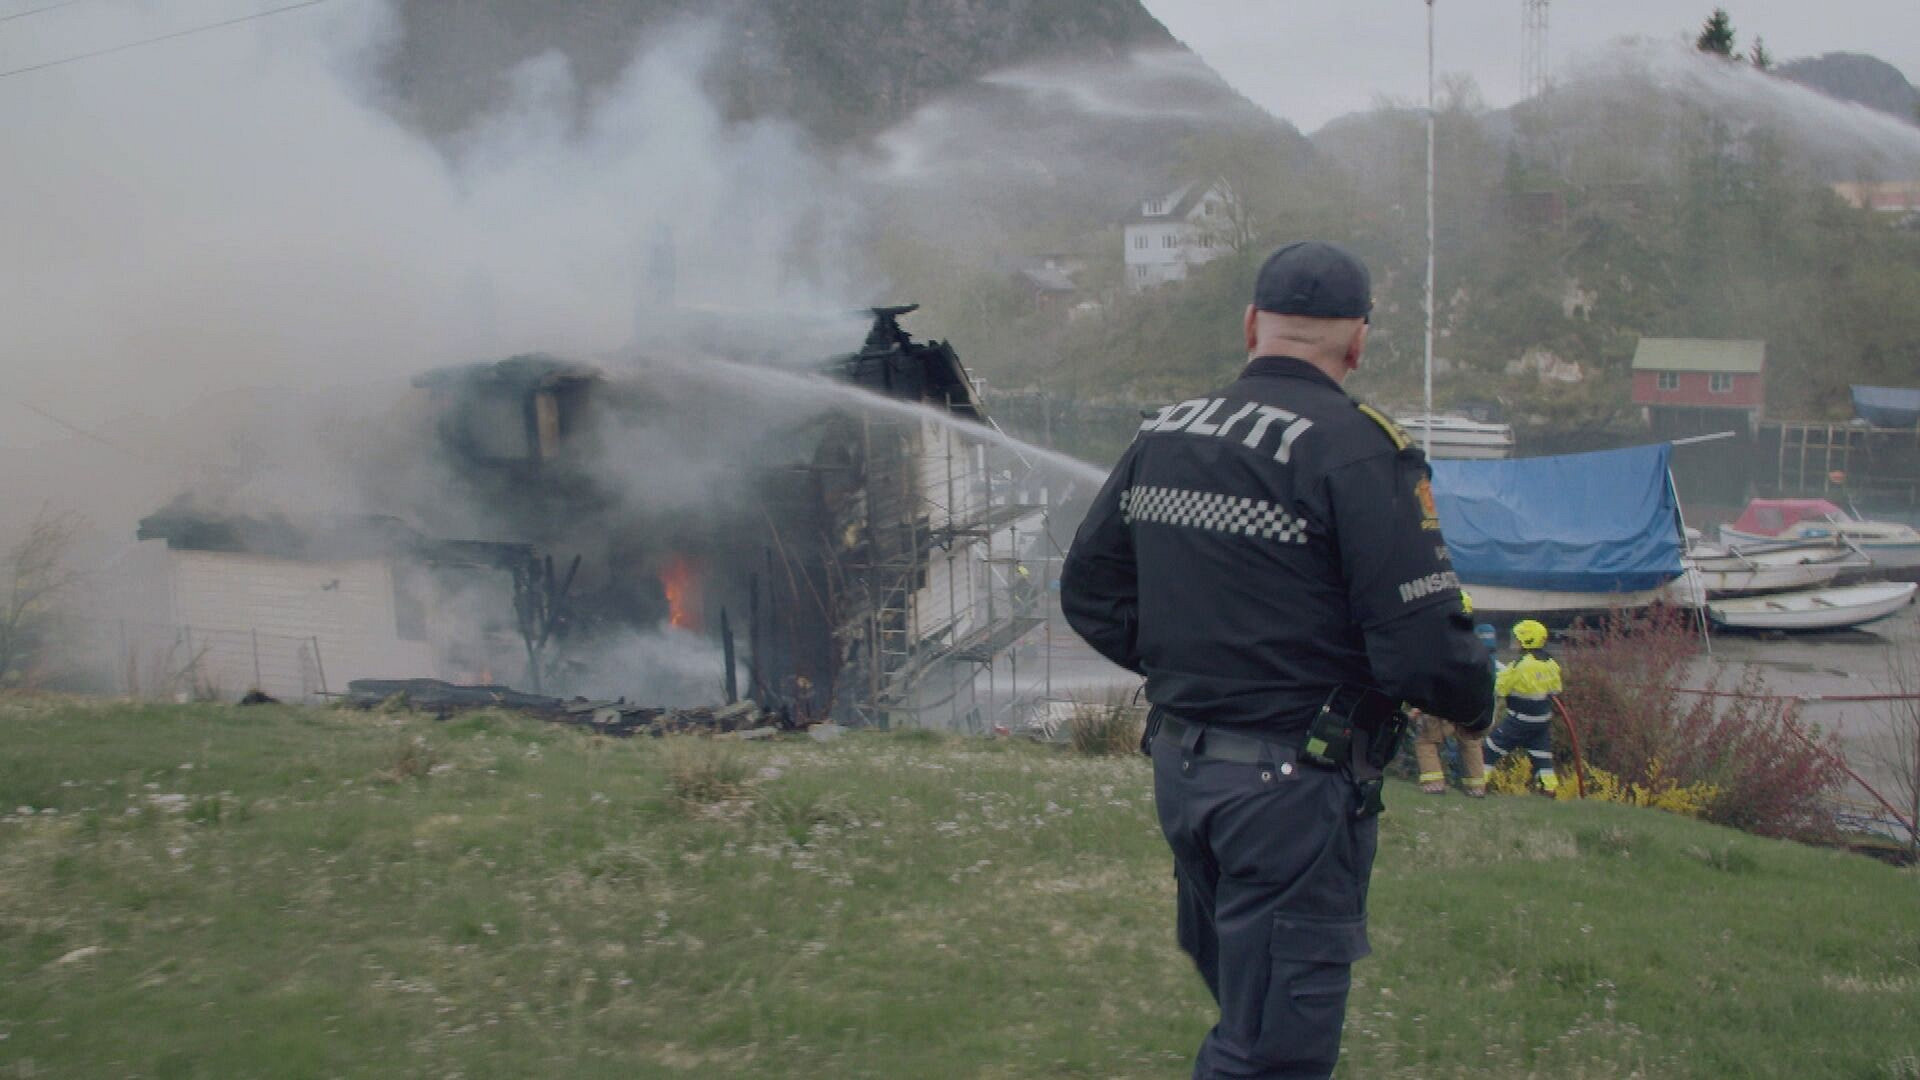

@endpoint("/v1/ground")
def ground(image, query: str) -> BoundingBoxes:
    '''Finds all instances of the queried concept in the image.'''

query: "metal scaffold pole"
[1423,0,1437,457]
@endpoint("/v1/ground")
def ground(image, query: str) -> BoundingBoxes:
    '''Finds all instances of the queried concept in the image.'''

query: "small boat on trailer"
[1685,539,1860,597]
[1706,581,1918,632]
[1431,443,1699,621]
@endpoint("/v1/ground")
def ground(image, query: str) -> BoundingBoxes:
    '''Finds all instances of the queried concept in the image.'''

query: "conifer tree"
[1696,9,1736,58]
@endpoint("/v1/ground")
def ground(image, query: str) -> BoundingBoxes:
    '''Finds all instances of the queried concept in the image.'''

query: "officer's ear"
[1243,305,1259,353]
[1344,321,1368,372]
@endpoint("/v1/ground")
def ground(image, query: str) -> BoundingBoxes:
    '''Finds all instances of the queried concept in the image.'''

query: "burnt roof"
[136,500,533,567]
[829,306,984,421]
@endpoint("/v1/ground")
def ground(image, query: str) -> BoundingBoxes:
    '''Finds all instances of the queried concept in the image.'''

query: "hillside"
[1,698,1915,1077]
[376,0,1303,285]
[383,0,1178,144]
[1779,52,1920,125]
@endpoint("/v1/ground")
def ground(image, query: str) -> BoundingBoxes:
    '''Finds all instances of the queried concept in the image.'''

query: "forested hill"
[1779,52,1920,125]
[382,0,1180,144]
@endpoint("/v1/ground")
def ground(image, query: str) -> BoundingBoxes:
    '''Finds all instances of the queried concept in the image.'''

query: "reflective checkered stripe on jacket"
[1120,486,1309,544]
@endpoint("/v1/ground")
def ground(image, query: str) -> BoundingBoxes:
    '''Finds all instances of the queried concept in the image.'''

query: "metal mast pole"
[1423,0,1437,457]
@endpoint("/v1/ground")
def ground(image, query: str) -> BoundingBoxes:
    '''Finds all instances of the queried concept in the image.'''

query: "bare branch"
[0,504,83,685]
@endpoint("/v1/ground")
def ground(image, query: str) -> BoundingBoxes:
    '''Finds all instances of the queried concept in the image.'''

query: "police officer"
[1060,241,1494,1080]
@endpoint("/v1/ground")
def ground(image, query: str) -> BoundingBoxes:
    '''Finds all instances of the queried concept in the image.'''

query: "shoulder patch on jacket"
[1355,403,1411,451]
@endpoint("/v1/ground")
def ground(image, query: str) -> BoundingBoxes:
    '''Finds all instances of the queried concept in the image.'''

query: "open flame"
[660,555,704,632]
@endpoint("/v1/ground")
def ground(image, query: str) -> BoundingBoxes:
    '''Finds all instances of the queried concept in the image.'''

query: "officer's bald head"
[1245,310,1368,382]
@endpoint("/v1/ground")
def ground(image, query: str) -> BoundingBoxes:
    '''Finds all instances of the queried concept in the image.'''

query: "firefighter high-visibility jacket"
[1495,649,1563,722]
[1059,355,1495,734]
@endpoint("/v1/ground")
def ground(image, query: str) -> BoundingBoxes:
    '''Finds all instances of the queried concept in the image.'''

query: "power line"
[0,0,90,24]
[0,0,339,80]
[16,400,152,462]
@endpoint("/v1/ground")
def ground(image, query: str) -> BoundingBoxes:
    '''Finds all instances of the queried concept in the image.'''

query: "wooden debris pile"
[343,678,774,737]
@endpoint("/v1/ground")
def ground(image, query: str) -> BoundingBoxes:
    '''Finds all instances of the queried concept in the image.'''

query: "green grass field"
[1,698,1915,1079]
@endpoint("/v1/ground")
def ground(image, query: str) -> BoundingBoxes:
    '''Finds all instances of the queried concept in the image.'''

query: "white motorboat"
[1719,499,1920,571]
[1394,414,1515,460]
[1685,539,1859,596]
[1707,581,1918,632]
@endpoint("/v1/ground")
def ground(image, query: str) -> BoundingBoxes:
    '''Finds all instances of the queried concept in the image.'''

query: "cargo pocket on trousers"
[1255,914,1370,1072]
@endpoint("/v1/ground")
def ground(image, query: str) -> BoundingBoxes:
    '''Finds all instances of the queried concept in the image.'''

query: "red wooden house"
[1631,338,1766,436]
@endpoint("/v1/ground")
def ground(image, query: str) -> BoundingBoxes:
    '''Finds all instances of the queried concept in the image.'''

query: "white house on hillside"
[1123,181,1234,290]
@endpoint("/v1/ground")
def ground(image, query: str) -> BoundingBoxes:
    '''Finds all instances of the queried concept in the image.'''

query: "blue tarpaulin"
[1428,444,1684,593]
[1851,385,1920,429]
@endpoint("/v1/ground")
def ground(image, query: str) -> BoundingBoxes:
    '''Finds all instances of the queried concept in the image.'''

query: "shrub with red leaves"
[1557,604,1845,843]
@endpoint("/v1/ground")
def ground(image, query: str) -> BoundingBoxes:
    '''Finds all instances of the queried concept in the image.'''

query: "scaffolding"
[1763,421,1920,506]
[839,400,1051,732]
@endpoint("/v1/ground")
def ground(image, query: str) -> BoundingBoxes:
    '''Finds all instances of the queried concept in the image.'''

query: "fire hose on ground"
[1551,696,1589,800]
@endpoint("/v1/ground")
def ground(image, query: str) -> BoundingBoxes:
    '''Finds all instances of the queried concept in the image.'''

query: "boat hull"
[1707,582,1919,631]
[1685,540,1859,595]
[1693,562,1848,596]
[1395,416,1515,460]
[1462,573,1703,622]
[1419,442,1513,460]
[1719,527,1920,571]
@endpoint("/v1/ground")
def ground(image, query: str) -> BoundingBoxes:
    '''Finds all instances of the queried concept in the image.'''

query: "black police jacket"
[1060,355,1494,734]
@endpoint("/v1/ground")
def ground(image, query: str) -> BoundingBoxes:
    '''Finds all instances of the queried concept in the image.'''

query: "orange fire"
[660,555,704,632]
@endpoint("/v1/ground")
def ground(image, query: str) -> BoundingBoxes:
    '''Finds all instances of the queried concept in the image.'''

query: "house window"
[1163,234,1179,249]
[1134,265,1149,281]
[1709,373,1735,393]
[1657,372,1680,391]
[1146,198,1165,215]
[1133,234,1147,250]
[1201,201,1215,217]
[1200,234,1215,249]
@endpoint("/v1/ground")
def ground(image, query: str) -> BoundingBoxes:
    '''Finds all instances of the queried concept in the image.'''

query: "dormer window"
[1146,198,1166,215]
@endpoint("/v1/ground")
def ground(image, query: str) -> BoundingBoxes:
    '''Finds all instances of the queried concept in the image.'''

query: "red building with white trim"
[1631,338,1766,431]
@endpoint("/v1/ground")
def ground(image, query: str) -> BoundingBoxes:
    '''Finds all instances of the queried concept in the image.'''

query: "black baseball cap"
[1253,241,1373,320]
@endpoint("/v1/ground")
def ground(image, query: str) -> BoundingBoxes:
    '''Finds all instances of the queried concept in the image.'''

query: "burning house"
[116,308,1050,730]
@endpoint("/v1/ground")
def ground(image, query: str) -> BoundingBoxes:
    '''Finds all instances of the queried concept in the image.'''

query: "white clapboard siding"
[914,550,962,645]
[165,550,433,699]
[916,420,945,530]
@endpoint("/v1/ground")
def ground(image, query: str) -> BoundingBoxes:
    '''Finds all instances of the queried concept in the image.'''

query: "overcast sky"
[1142,1,1920,131]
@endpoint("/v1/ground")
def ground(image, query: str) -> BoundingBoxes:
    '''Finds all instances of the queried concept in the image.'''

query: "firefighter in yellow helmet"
[1412,591,1488,796]
[1482,618,1564,793]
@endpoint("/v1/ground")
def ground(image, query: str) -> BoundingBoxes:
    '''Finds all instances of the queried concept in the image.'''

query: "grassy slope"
[0,701,1914,1079]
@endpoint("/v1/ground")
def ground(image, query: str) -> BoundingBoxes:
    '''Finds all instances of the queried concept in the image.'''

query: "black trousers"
[1152,720,1378,1080]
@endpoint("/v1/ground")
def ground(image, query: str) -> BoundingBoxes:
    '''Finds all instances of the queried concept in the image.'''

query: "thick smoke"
[3,13,1255,554]
[1,5,868,536]
[863,47,1284,257]
[1,5,1238,702]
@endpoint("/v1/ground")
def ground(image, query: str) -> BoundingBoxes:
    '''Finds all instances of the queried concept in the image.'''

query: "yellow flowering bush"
[1485,755,1718,819]
[1483,754,1536,796]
